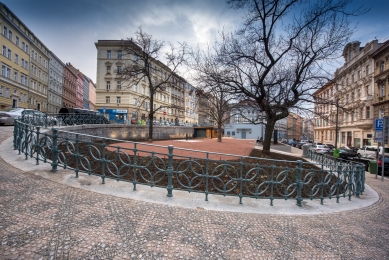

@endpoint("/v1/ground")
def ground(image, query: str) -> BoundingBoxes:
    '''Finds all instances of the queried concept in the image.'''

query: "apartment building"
[0,4,29,110]
[286,112,302,140]
[48,52,64,113]
[63,63,77,108]
[88,79,96,111]
[28,35,49,112]
[314,40,383,147]
[95,40,188,124]
[67,64,84,108]
[372,40,389,120]
[83,75,90,109]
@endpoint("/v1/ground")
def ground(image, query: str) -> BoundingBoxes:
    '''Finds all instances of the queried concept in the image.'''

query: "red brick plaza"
[111,138,256,160]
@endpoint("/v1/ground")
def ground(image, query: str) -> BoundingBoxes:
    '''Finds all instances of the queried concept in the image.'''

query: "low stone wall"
[56,124,194,141]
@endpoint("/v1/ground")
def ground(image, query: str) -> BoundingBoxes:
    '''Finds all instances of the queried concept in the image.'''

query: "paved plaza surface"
[0,126,389,259]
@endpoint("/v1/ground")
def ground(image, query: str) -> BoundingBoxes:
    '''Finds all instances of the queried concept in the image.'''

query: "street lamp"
[334,97,344,149]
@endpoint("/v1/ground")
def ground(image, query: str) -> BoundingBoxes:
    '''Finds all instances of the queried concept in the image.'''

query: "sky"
[2,0,389,83]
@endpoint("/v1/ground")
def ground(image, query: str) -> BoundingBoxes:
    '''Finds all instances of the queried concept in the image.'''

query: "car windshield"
[23,110,44,116]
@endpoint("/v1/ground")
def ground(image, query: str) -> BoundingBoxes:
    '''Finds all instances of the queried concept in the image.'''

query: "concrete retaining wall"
[55,124,194,141]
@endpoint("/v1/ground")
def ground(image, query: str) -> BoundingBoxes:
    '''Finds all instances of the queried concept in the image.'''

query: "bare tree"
[118,28,188,142]
[192,0,365,153]
[195,86,239,142]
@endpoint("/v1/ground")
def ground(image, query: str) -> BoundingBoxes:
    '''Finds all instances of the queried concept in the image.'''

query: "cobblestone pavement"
[1,127,389,259]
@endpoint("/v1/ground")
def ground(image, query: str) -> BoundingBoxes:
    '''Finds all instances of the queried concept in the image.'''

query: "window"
[117,50,122,59]
[107,50,111,59]
[142,87,145,95]
[117,66,122,73]
[366,106,370,119]
[3,26,7,36]
[14,53,18,64]
[380,61,385,73]
[358,70,361,79]
[380,83,385,97]
[116,81,121,90]
[133,98,137,105]
[352,74,355,83]
[133,54,138,61]
[5,87,10,98]
[7,49,11,59]
[15,36,19,47]
[25,44,28,53]
[2,45,6,56]
[106,65,111,74]
[133,84,138,92]
[21,74,28,86]
[106,96,110,103]
[366,65,370,75]
[0,86,3,96]
[106,81,111,90]
[341,132,346,143]
[13,71,18,81]
[8,30,12,41]
[1,65,11,78]
[116,96,121,104]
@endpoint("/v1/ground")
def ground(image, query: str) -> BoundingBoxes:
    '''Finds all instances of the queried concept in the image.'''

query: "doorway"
[241,131,246,139]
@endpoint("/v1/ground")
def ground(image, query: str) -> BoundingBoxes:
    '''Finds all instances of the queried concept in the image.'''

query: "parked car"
[357,146,389,159]
[22,110,57,126]
[287,140,295,145]
[377,156,389,176]
[0,108,26,125]
[309,144,330,154]
[325,144,335,150]
[327,146,359,160]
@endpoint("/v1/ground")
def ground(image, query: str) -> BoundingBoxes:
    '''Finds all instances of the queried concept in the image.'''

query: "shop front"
[97,109,128,123]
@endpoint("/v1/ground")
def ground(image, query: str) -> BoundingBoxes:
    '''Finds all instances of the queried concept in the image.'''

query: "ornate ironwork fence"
[13,117,366,207]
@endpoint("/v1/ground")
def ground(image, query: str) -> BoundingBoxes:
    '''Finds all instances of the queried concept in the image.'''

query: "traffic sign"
[375,118,383,130]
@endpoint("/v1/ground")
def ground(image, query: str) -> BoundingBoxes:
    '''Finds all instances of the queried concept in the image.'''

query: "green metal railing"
[13,117,366,207]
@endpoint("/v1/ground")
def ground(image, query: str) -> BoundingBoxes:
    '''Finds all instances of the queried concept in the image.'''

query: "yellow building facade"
[0,4,29,110]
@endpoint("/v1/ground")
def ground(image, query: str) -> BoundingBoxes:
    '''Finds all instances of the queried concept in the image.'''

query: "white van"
[357,146,389,158]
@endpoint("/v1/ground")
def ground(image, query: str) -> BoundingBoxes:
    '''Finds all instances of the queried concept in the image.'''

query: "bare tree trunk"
[148,112,153,143]
[262,118,276,154]
[217,123,222,142]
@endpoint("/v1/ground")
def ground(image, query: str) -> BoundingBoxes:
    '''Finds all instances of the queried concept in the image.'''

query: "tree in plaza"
[195,86,239,142]
[118,28,188,142]
[192,0,365,153]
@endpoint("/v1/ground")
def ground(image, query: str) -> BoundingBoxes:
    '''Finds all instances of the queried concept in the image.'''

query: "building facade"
[88,79,96,111]
[95,40,190,124]
[83,75,90,109]
[314,40,382,147]
[48,52,64,114]
[372,40,389,122]
[63,63,77,108]
[0,4,29,110]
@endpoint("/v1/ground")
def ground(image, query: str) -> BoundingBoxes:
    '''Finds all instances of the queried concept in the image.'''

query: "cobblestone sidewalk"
[1,128,389,259]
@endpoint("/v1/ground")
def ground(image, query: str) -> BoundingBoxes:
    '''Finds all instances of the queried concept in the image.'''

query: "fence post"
[13,122,18,150]
[296,160,303,207]
[35,126,40,165]
[51,128,58,172]
[167,145,174,197]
